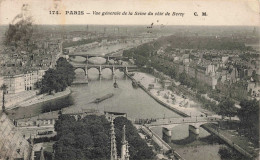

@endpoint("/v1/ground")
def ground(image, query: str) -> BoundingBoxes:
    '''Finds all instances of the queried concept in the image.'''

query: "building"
[2,69,46,94]
[0,70,45,108]
[197,68,218,89]
[0,112,31,160]
[24,71,38,91]
[16,112,59,128]
[163,80,172,88]
[4,74,25,94]
[206,64,216,76]
[105,111,127,122]
[179,63,218,89]
[24,70,46,91]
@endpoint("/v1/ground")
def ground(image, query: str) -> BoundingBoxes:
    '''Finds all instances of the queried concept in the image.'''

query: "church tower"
[30,135,35,160]
[110,118,117,160]
[125,141,130,160]
[121,125,130,160]
[110,117,130,160]
[40,147,45,160]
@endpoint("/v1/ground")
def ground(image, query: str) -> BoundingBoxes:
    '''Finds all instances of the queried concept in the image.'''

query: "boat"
[113,79,119,88]
[132,80,139,88]
[93,93,114,103]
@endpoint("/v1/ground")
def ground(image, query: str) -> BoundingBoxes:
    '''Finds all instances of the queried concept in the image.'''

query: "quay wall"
[141,125,185,160]
[8,88,72,120]
[125,72,189,117]
[17,88,72,108]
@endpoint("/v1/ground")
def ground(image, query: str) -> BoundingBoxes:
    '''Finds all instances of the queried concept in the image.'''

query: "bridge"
[68,53,123,63]
[142,116,220,142]
[72,63,138,76]
[146,116,219,127]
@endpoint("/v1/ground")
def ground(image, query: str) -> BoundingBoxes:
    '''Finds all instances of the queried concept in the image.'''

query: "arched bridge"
[72,63,138,75]
[146,116,220,127]
[68,53,123,62]
[145,116,220,136]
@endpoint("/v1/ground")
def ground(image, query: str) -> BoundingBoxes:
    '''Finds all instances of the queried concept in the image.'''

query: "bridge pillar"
[85,67,88,76]
[162,127,172,143]
[99,66,102,75]
[125,66,128,73]
[189,124,200,135]
[112,66,115,75]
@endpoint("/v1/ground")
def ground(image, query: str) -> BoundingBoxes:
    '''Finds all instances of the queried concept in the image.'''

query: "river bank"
[17,88,71,108]
[129,72,205,117]
[7,88,72,119]
[1,90,37,110]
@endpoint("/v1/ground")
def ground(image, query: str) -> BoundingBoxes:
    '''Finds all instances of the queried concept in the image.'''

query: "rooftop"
[0,112,31,159]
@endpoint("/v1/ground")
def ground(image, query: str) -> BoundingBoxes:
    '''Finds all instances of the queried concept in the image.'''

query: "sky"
[0,0,259,26]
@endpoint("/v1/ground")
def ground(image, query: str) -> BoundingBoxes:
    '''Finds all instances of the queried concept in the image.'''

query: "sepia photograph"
[0,0,259,159]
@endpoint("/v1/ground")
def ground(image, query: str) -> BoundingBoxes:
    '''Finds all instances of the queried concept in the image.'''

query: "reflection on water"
[71,56,86,62]
[170,131,200,145]
[151,125,224,160]
[176,144,223,160]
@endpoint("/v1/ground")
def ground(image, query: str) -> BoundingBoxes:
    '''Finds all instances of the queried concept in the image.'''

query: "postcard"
[0,0,259,160]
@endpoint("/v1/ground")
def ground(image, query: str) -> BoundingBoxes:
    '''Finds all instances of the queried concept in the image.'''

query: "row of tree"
[40,57,75,94]
[41,95,74,113]
[216,98,259,144]
[53,115,155,160]
[123,43,209,94]
[237,99,259,143]
[218,146,246,160]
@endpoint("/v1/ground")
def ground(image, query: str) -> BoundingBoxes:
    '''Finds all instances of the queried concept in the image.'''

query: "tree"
[217,98,237,120]
[40,68,58,94]
[114,117,155,160]
[237,99,259,143]
[251,70,259,82]
[40,58,75,94]
[54,115,110,160]
[56,57,75,86]
[179,72,191,86]
[53,115,155,160]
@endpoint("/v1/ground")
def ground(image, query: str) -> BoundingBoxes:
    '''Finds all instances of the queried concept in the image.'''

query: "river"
[70,68,180,119]
[71,68,224,160]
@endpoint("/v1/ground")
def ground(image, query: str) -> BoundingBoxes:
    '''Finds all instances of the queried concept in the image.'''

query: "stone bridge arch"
[74,67,87,76]
[160,121,218,143]
[68,55,87,63]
